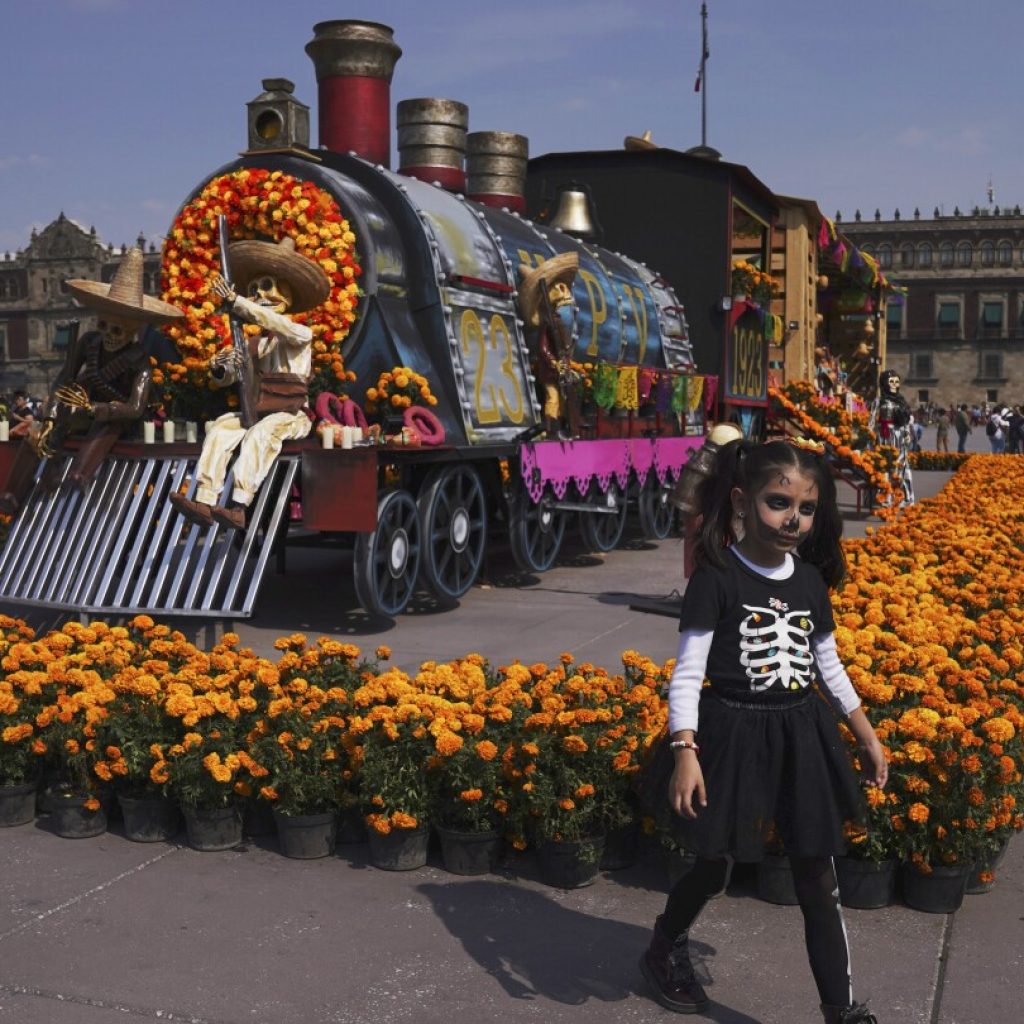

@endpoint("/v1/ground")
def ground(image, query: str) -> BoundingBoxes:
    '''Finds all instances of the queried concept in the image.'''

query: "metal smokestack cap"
[305,21,402,81]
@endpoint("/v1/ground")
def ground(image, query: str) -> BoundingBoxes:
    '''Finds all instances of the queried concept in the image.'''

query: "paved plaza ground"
[1,431,1020,1023]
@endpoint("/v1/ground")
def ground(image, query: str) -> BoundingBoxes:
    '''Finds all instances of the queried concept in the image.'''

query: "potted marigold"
[159,633,265,851]
[348,667,438,870]
[0,616,50,826]
[31,631,119,839]
[505,658,645,888]
[419,656,521,875]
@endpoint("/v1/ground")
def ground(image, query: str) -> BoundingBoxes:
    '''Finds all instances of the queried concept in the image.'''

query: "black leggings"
[662,855,852,1007]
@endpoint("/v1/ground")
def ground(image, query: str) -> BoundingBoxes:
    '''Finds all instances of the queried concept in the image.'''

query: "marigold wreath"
[158,168,361,418]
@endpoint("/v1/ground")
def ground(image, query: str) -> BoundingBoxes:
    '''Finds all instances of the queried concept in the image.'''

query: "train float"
[0,20,707,620]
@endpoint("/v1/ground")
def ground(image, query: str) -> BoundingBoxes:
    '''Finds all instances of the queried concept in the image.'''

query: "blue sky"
[2,0,1021,253]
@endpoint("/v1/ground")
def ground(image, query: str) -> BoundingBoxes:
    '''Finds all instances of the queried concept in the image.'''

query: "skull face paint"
[246,275,293,313]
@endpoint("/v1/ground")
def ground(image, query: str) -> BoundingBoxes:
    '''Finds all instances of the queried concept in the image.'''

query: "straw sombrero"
[624,129,658,151]
[517,252,579,328]
[227,236,331,314]
[66,247,183,324]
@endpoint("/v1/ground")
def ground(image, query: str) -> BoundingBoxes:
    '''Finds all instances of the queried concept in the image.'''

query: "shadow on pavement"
[416,878,762,1021]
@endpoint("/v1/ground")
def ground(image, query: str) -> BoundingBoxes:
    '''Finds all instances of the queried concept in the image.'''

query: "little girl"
[640,438,888,1023]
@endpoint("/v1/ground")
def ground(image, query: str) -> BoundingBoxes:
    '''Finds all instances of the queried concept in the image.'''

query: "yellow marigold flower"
[210,764,232,783]
[376,645,392,660]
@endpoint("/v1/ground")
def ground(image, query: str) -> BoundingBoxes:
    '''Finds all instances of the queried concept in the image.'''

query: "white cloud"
[0,154,51,172]
[896,126,929,148]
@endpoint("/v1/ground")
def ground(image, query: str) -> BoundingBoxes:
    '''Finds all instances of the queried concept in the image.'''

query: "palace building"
[841,206,1024,407]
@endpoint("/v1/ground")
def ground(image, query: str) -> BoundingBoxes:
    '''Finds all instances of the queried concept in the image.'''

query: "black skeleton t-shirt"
[678,550,835,704]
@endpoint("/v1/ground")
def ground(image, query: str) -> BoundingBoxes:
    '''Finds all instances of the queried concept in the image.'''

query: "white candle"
[0,421,8,443]
[351,426,363,444]
[185,421,198,443]
[341,426,354,449]
[162,420,176,443]
[143,421,156,444]
[321,425,334,449]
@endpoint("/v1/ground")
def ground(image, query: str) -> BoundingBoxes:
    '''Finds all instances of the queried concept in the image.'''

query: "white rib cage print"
[738,599,815,692]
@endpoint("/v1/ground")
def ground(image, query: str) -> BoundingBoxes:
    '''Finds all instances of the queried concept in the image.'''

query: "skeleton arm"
[92,366,152,423]
[229,295,312,349]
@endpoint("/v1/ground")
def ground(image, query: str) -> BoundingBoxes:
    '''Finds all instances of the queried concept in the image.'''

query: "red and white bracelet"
[669,739,700,754]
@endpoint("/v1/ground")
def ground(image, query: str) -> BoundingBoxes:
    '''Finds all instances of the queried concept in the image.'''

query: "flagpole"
[700,2,708,148]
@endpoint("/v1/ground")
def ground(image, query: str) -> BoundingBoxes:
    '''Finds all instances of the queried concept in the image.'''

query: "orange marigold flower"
[475,740,498,761]
[908,802,930,824]
[83,798,101,812]
[459,788,483,802]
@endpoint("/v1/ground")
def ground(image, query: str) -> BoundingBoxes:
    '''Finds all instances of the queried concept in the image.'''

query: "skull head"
[547,280,573,309]
[879,369,901,396]
[97,314,141,352]
[246,275,292,314]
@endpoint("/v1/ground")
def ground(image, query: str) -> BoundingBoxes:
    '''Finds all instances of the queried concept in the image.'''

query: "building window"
[0,324,6,361]
[987,389,999,403]
[900,244,914,268]
[939,242,954,267]
[980,241,995,267]
[878,244,892,269]
[886,302,903,335]
[917,389,929,404]
[957,242,973,267]
[981,301,1004,329]
[980,352,1003,379]
[998,241,1013,266]
[917,243,932,268]
[937,301,961,329]
[53,323,74,349]
[911,352,934,379]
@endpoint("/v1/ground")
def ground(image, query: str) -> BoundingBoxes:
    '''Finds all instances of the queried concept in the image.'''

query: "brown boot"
[211,505,246,532]
[639,915,709,1014]
[169,492,214,528]
[821,1002,878,1023]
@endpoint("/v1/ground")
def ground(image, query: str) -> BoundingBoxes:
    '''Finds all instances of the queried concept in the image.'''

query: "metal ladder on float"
[0,453,297,619]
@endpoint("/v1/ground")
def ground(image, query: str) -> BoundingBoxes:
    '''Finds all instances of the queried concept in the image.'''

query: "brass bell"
[549,184,600,241]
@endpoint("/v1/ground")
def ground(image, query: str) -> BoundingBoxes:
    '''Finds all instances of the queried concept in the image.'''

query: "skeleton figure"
[168,236,330,532]
[0,248,182,515]
[868,368,915,507]
[738,598,815,692]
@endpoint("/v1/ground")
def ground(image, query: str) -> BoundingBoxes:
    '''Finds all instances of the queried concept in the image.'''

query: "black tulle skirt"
[638,689,865,863]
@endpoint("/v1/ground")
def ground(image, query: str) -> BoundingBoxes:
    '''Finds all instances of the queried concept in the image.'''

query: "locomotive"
[0,19,706,621]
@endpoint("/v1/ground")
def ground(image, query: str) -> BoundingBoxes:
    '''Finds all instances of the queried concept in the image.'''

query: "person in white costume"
[169,236,330,531]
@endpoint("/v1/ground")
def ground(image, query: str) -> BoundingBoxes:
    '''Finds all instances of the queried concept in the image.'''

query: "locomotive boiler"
[178,20,701,614]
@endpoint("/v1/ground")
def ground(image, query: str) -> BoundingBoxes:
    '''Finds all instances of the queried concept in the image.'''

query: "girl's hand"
[668,754,706,819]
[860,735,888,790]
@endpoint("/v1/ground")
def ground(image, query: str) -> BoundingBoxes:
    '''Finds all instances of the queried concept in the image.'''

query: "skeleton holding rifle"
[0,248,182,515]
[169,235,330,531]
[518,252,580,439]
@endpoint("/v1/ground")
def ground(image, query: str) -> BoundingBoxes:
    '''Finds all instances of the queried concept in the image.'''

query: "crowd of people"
[910,401,1023,455]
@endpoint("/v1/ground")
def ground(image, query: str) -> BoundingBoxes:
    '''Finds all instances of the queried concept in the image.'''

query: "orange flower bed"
[834,454,1024,868]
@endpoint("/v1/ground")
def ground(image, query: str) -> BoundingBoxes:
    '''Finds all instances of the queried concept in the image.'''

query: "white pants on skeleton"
[195,410,311,507]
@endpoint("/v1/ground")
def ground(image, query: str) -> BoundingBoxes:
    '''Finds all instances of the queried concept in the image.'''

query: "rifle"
[217,215,257,429]
[32,319,80,458]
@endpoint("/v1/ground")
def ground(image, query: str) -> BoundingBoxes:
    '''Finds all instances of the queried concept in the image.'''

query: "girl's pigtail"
[692,438,749,569]
[797,450,847,588]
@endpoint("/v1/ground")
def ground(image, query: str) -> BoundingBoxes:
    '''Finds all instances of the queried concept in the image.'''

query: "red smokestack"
[305,20,402,166]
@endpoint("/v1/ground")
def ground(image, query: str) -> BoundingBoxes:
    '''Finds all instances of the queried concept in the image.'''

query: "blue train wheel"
[579,479,628,552]
[353,489,421,616]
[637,473,676,540]
[509,483,565,573]
[417,465,487,600]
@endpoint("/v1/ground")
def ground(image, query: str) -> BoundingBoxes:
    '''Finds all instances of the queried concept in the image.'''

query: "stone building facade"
[841,207,1024,408]
[0,214,163,397]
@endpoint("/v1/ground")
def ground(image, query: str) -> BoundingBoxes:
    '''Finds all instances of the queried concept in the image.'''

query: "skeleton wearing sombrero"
[169,236,330,532]
[0,247,183,514]
[517,252,579,438]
